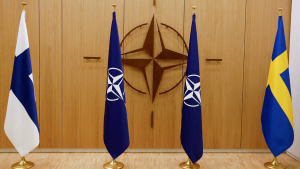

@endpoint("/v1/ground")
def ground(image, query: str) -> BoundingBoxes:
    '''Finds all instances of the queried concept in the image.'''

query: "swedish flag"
[261,15,294,157]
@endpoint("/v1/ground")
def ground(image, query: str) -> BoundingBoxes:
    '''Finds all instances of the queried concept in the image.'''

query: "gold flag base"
[11,157,34,169]
[179,158,200,169]
[264,157,285,169]
[103,159,124,169]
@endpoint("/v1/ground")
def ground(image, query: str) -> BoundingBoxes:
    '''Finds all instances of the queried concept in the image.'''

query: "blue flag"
[104,12,130,159]
[181,14,203,164]
[261,15,294,157]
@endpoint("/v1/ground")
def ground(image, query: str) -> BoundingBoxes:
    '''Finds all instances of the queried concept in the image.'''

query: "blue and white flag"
[4,11,39,157]
[103,11,130,159]
[181,14,203,164]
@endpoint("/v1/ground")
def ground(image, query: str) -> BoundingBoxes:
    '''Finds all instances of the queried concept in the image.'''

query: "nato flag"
[104,12,130,159]
[181,14,203,164]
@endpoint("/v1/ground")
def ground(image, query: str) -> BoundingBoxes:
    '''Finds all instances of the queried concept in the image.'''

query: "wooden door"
[0,0,39,148]
[185,0,246,149]
[62,0,124,148]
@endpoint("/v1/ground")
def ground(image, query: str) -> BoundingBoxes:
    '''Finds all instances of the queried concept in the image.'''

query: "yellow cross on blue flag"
[261,15,294,157]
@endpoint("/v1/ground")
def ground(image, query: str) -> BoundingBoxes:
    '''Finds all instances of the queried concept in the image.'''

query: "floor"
[0,153,299,169]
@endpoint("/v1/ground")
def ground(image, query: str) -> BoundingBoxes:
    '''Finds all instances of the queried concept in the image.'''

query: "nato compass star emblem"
[106,68,125,102]
[120,16,189,102]
[183,75,201,107]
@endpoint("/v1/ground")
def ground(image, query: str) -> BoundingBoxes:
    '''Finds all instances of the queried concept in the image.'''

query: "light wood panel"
[0,0,293,149]
[241,0,292,149]
[123,0,155,148]
[0,0,39,148]
[40,0,63,148]
[0,153,299,168]
[62,0,124,148]
[123,0,185,149]
[184,0,246,149]
[153,0,185,149]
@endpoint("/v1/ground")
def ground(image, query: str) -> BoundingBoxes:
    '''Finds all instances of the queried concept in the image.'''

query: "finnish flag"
[4,11,39,157]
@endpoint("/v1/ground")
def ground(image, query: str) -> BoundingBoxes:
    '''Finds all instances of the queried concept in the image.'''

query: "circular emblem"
[183,74,201,107]
[120,16,189,102]
[106,68,125,102]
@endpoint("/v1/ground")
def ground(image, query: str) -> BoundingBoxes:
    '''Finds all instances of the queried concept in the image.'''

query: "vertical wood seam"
[61,0,64,148]
[38,0,41,148]
[240,0,248,149]
[180,0,186,148]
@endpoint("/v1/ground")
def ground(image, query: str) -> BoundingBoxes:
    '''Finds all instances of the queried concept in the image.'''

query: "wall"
[0,0,292,149]
[287,0,300,162]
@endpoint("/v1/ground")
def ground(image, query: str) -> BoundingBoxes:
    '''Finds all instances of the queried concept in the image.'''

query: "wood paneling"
[123,0,185,149]
[62,0,124,148]
[0,0,39,148]
[153,0,185,149]
[184,0,246,149]
[0,0,294,149]
[123,0,155,148]
[40,0,63,148]
[241,0,292,149]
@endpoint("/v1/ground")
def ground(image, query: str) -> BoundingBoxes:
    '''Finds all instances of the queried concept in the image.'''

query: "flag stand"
[264,157,285,169]
[11,157,34,169]
[179,158,200,169]
[103,159,124,169]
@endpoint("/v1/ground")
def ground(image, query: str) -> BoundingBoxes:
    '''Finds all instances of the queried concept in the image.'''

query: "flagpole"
[179,6,201,169]
[22,2,26,10]
[263,9,286,169]
[103,6,125,169]
[112,4,116,12]
[193,6,196,14]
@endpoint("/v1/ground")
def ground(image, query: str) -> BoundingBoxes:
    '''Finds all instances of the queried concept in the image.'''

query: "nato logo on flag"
[106,68,125,102]
[184,74,201,107]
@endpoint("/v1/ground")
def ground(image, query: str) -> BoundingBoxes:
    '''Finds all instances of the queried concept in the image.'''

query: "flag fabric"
[261,15,294,157]
[103,11,130,159]
[4,11,39,157]
[181,14,203,164]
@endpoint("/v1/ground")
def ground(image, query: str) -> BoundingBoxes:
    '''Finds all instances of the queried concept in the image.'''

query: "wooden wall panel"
[0,0,293,149]
[184,0,246,149]
[62,0,124,148]
[241,0,292,149]
[123,0,185,149]
[40,0,63,148]
[123,0,155,149]
[153,0,185,149]
[0,0,39,148]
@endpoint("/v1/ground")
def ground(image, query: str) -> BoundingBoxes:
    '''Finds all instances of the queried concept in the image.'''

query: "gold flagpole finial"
[112,4,117,12]
[21,2,27,11]
[279,8,283,16]
[192,6,196,14]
